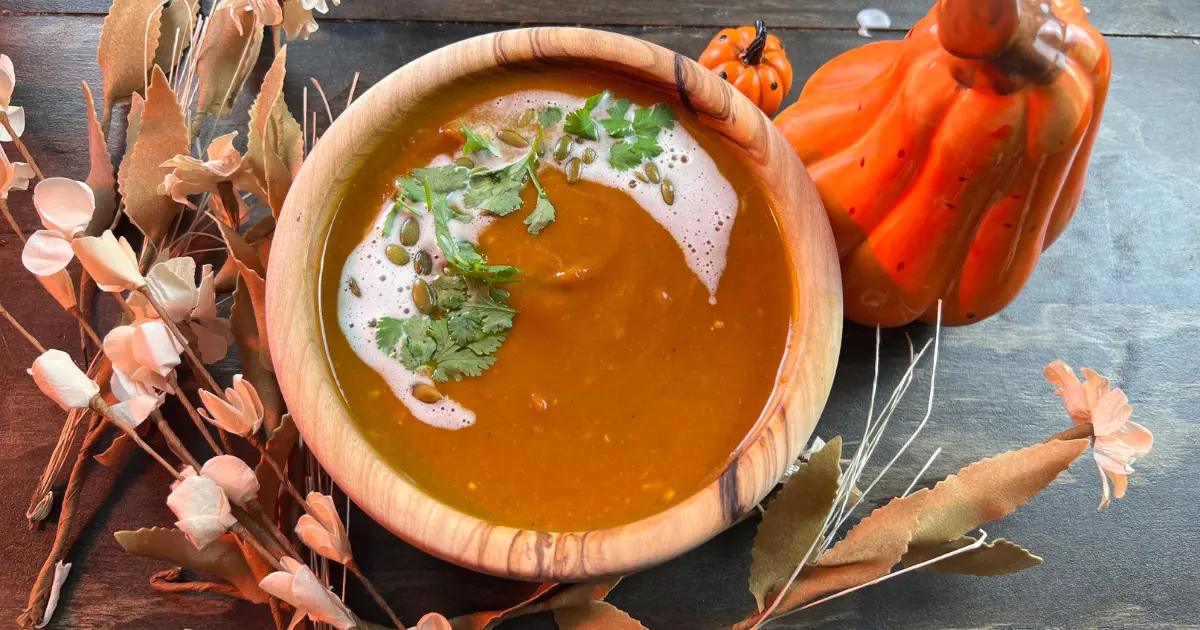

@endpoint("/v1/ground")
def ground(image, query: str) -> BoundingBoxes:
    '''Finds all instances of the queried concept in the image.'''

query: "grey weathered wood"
[2,0,1198,37]
[1,10,1198,630]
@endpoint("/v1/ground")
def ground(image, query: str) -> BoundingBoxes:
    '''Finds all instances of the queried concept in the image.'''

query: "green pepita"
[644,162,661,183]
[413,250,433,275]
[660,178,675,205]
[412,383,443,404]
[566,157,583,184]
[385,245,410,266]
[497,129,528,148]
[348,278,361,297]
[454,156,475,168]
[518,108,536,127]
[634,171,649,183]
[399,217,420,246]
[582,147,597,164]
[413,279,435,314]
[553,136,573,162]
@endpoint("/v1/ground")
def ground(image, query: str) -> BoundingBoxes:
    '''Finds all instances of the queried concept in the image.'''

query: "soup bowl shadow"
[267,27,842,581]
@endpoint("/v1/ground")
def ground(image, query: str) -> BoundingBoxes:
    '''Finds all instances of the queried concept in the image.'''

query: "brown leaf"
[903,537,1043,576]
[81,81,117,235]
[246,45,303,217]
[908,439,1089,547]
[281,1,319,40]
[118,66,188,244]
[97,0,164,130]
[452,580,622,629]
[448,583,557,630]
[749,437,842,610]
[115,528,269,603]
[125,91,146,150]
[192,0,264,134]
[553,602,648,630]
[255,413,298,517]
[94,418,151,467]
[154,0,200,72]
[222,221,274,373]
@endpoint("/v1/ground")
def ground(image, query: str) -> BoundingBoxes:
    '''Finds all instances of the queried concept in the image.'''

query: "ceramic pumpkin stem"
[742,21,768,65]
[935,0,1020,58]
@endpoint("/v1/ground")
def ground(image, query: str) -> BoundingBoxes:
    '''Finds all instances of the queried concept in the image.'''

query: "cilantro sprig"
[425,180,521,285]
[538,106,564,128]
[460,122,498,156]
[603,101,674,171]
[563,91,606,141]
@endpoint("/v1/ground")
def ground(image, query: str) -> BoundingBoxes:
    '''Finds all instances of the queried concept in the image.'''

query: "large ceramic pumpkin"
[775,0,1110,326]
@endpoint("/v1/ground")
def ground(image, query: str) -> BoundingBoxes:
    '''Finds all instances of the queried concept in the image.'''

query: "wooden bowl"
[267,27,842,581]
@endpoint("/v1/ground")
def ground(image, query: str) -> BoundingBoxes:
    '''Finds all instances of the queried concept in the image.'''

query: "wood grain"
[1,9,1198,630]
[267,26,842,581]
[3,0,1198,37]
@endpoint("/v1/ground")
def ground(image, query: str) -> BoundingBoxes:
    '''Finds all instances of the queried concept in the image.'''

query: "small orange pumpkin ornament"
[775,0,1110,327]
[699,20,793,116]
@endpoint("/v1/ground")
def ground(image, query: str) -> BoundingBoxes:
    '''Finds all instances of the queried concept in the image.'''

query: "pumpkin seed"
[413,250,433,275]
[553,136,574,162]
[582,147,597,164]
[644,162,661,183]
[660,178,675,205]
[454,156,474,168]
[634,171,649,183]
[384,245,410,266]
[497,129,528,148]
[348,278,361,297]
[412,383,443,404]
[413,279,435,314]
[566,157,583,184]
[518,108,536,127]
[399,217,420,246]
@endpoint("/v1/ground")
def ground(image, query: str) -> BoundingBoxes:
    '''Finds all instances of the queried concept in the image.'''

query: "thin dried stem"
[68,307,104,348]
[1048,423,1094,442]
[18,413,107,628]
[149,568,250,600]
[346,72,361,110]
[346,560,404,630]
[247,499,302,559]
[167,372,225,455]
[309,78,335,127]
[90,396,182,480]
[1,197,26,240]
[137,286,222,393]
[0,301,48,353]
[149,408,201,470]
[0,113,44,180]
[231,522,285,571]
[249,434,318,521]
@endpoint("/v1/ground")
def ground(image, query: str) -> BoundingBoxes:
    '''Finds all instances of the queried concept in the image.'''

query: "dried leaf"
[452,580,622,629]
[749,437,842,610]
[553,602,648,630]
[281,0,319,40]
[192,0,264,133]
[246,46,303,217]
[448,583,557,630]
[94,418,151,467]
[255,413,297,517]
[115,528,269,603]
[117,66,187,244]
[81,81,117,235]
[908,439,1089,547]
[125,92,146,151]
[154,0,200,71]
[904,537,1042,576]
[97,0,164,130]
[222,222,274,375]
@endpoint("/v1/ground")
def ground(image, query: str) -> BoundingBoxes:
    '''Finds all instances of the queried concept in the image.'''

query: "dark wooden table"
[1,2,1197,628]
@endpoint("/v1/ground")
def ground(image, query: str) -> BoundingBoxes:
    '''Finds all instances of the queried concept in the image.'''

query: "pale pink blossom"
[230,0,283,30]
[198,374,264,436]
[411,614,452,630]
[0,54,13,109]
[72,230,145,291]
[296,492,352,564]
[35,271,77,311]
[107,395,159,429]
[21,178,95,276]
[199,455,260,505]
[159,132,255,220]
[127,258,232,363]
[104,320,184,398]
[28,349,99,410]
[167,474,238,549]
[0,143,33,198]
[301,0,340,13]
[1045,361,1155,509]
[0,106,23,142]
[259,557,356,630]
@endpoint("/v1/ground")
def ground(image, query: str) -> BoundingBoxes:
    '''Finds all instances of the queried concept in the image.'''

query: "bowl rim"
[266,26,842,580]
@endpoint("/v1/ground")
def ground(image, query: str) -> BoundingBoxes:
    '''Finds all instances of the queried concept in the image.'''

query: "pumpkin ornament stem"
[698,20,793,116]
[774,0,1111,327]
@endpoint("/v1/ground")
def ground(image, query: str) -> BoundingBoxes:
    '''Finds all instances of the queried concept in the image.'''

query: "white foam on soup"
[338,90,739,429]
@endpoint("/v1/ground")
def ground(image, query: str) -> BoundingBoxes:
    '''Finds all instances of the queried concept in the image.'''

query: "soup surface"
[320,71,793,531]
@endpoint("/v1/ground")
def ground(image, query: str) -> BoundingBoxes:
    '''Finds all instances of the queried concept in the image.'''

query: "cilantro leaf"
[446,309,485,345]
[381,202,401,238]
[375,316,406,356]
[608,135,663,171]
[466,333,506,356]
[413,165,469,193]
[396,176,425,202]
[632,103,675,137]
[427,181,522,284]
[563,91,607,141]
[463,176,524,216]
[583,91,607,110]
[398,316,437,370]
[600,98,635,138]
[538,106,564,127]
[460,123,498,156]
[466,288,518,333]
[431,275,468,310]
[524,195,556,235]
[427,319,495,381]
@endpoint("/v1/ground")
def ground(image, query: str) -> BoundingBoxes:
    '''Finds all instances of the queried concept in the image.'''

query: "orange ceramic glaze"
[320,72,793,532]
[775,0,1110,326]
[698,21,793,116]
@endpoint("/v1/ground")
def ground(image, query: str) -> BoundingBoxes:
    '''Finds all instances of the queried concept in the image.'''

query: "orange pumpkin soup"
[319,71,792,531]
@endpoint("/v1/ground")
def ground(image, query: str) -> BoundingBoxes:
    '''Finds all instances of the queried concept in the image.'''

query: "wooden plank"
[2,0,1197,37]
[1,14,1198,630]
